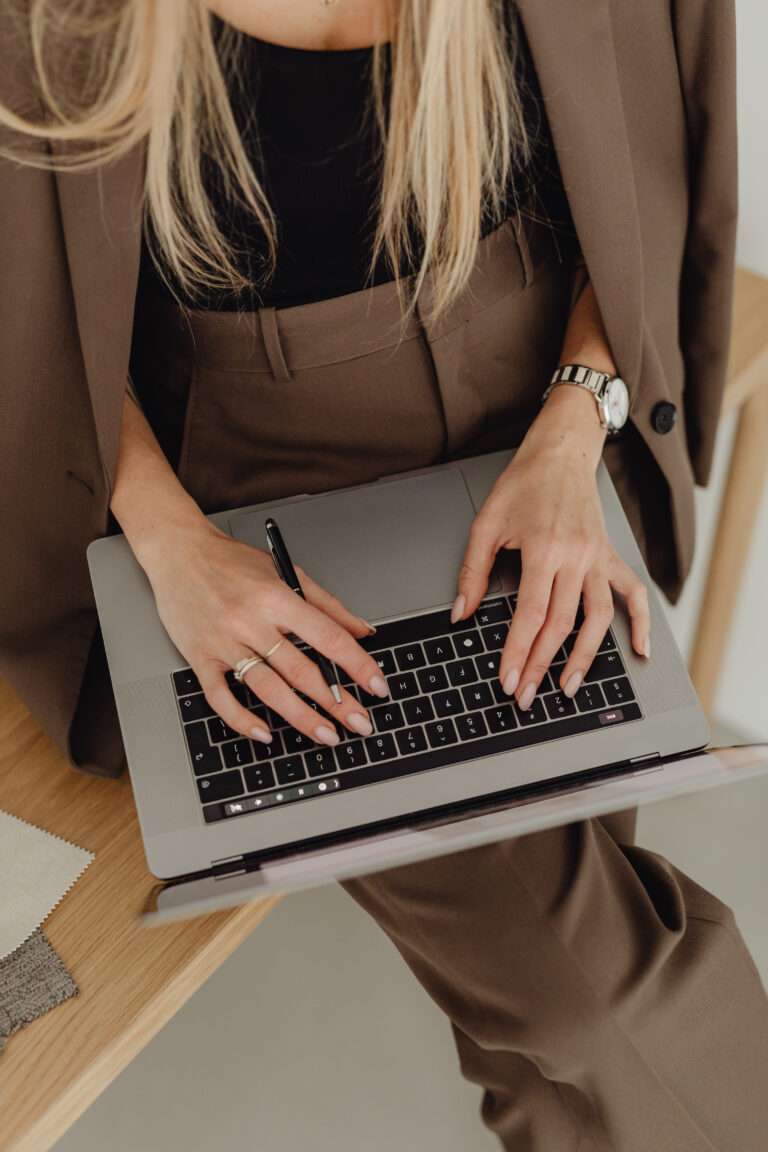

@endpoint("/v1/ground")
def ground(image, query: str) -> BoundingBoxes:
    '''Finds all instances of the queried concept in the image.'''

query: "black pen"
[264,516,343,705]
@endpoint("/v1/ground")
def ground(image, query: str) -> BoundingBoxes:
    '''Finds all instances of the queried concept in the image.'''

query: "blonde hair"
[1,0,531,324]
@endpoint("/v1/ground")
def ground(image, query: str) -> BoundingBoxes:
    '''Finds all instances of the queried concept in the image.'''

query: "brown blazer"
[0,1,737,775]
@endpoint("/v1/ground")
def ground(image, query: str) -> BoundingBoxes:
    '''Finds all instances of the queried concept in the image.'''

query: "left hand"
[452,384,651,711]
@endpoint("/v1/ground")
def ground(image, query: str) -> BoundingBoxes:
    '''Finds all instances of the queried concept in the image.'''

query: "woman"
[2,1,767,1148]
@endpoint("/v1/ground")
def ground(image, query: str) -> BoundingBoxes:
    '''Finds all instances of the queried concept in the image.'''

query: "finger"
[517,562,584,707]
[243,654,345,747]
[452,518,498,622]
[295,564,376,639]
[608,553,651,657]
[196,658,274,744]
[273,593,390,699]
[266,637,374,737]
[499,546,557,700]
[558,568,615,697]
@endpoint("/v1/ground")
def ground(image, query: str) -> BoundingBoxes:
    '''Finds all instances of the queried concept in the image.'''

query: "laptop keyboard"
[172,595,642,825]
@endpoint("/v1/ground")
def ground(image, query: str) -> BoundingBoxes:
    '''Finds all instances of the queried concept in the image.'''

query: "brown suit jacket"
[0,0,737,775]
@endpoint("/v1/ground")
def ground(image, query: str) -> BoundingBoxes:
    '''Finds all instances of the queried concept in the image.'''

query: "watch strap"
[542,363,612,405]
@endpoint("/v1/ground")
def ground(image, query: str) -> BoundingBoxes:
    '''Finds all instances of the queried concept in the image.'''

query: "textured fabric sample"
[0,929,78,1051]
[0,809,93,961]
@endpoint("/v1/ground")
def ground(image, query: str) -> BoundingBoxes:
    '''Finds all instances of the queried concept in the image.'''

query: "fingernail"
[358,616,377,635]
[642,635,651,659]
[346,712,373,736]
[251,727,273,743]
[502,668,520,696]
[315,724,340,746]
[518,681,536,711]
[369,674,390,698]
[563,671,582,698]
[450,594,466,624]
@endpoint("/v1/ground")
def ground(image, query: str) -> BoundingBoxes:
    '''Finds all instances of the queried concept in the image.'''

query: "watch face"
[601,377,629,430]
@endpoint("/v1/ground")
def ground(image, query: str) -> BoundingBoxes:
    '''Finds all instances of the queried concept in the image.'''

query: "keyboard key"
[396,726,428,756]
[473,598,511,626]
[515,698,547,726]
[451,629,483,658]
[461,682,493,711]
[243,763,276,793]
[372,650,397,676]
[598,629,617,654]
[456,712,488,741]
[394,643,427,671]
[575,682,607,712]
[229,680,250,707]
[543,692,577,720]
[371,702,405,732]
[173,668,200,697]
[475,651,501,680]
[185,719,213,757]
[207,716,239,744]
[222,739,255,769]
[197,770,244,804]
[445,658,477,687]
[484,704,517,733]
[335,740,368,771]
[602,677,635,706]
[282,728,317,754]
[253,730,283,761]
[432,689,463,717]
[491,679,510,703]
[190,744,222,776]
[425,719,458,748]
[305,748,337,777]
[423,636,456,664]
[585,651,625,682]
[403,696,435,724]
[561,632,578,656]
[389,672,419,701]
[178,692,215,723]
[481,624,509,651]
[418,666,449,694]
[365,733,398,762]
[274,755,306,785]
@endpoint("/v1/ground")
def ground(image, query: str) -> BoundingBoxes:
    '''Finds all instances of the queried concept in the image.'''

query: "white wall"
[735,0,768,276]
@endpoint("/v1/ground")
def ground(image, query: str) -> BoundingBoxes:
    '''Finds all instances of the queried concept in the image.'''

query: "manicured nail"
[502,668,520,696]
[369,674,390,698]
[315,724,340,746]
[518,681,536,711]
[251,727,273,743]
[346,712,373,736]
[358,616,377,635]
[642,634,651,659]
[563,671,582,698]
[450,594,466,624]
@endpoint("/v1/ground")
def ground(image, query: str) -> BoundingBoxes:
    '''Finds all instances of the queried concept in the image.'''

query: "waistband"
[144,210,573,375]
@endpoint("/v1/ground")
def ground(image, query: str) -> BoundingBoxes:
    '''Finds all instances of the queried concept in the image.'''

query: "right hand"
[139,519,390,748]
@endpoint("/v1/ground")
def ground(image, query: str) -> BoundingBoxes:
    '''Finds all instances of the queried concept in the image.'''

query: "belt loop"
[258,306,293,382]
[509,209,533,290]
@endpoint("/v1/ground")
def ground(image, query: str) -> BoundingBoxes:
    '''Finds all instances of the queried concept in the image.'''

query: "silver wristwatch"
[542,363,629,434]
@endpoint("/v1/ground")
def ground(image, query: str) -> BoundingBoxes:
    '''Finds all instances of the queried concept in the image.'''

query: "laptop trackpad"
[227,469,501,622]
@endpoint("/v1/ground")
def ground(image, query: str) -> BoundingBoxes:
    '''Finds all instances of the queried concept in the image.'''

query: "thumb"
[295,565,375,639]
[452,522,497,623]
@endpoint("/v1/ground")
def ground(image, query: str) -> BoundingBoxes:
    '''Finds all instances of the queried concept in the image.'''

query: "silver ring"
[233,654,265,683]
[263,638,286,661]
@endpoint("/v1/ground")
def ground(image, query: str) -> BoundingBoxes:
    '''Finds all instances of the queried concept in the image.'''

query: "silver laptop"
[86,446,768,923]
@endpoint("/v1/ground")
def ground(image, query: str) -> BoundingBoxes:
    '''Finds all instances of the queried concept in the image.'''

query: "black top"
[139,7,576,311]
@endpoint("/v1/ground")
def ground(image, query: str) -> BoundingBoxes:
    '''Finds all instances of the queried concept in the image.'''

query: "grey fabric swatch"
[0,929,78,1052]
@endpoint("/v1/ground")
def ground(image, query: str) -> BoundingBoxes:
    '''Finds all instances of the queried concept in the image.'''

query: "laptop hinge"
[628,752,662,766]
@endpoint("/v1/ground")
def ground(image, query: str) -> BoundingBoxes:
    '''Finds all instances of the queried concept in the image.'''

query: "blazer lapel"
[516,0,645,393]
[53,143,145,494]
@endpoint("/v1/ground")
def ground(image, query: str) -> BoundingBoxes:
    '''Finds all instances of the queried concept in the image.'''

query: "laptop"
[86,446,768,923]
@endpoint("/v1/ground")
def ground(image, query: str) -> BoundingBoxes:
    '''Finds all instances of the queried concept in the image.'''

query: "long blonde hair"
[1,0,531,323]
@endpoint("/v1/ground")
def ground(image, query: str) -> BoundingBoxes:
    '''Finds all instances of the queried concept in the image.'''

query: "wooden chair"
[689,267,768,714]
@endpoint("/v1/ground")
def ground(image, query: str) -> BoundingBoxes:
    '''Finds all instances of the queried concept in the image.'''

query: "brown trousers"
[130,215,768,1150]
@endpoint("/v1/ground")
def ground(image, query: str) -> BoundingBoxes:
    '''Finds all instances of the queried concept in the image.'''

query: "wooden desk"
[0,678,280,1152]
[1,267,765,1152]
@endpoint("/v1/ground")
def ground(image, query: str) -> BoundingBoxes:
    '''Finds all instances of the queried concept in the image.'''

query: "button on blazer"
[0,1,737,774]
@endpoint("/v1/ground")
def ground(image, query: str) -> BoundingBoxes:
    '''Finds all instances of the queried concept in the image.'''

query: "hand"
[452,385,651,711]
[139,519,390,748]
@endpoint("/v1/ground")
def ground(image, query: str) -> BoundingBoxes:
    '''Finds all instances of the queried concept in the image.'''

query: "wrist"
[531,381,607,467]
[114,490,215,574]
